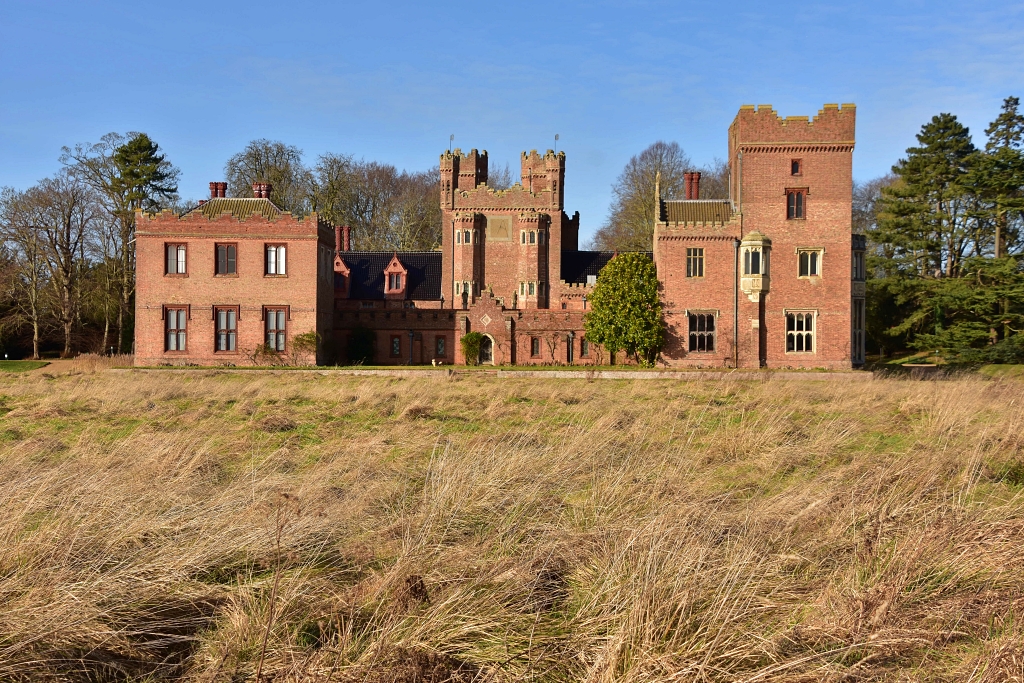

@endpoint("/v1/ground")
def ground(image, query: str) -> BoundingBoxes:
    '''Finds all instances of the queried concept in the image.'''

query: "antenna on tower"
[449,134,454,153]
[554,133,559,153]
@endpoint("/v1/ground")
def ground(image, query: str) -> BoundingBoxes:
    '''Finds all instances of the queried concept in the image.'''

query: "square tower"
[729,103,858,368]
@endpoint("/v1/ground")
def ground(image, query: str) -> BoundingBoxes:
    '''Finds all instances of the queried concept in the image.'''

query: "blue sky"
[2,1,1022,243]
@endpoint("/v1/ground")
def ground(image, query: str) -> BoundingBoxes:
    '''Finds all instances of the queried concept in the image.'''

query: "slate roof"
[340,251,442,300]
[184,198,284,221]
[661,200,733,224]
[560,250,652,285]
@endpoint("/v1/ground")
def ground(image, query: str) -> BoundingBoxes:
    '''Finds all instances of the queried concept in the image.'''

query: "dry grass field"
[1,368,1023,682]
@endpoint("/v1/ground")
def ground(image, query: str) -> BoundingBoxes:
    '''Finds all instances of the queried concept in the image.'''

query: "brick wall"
[134,204,334,366]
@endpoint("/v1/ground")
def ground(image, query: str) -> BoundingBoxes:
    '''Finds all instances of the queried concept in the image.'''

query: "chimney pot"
[252,182,261,198]
[210,182,218,199]
[263,182,273,199]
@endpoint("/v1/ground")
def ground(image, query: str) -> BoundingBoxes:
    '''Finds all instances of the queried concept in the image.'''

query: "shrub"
[460,332,484,366]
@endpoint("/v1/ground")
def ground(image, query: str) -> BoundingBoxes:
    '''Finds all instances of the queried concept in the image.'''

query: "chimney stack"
[335,225,342,255]
[218,182,227,198]
[210,182,218,199]
[343,225,351,251]
[252,182,263,198]
[692,172,701,199]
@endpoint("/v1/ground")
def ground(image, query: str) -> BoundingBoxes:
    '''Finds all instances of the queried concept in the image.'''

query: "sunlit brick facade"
[135,104,865,368]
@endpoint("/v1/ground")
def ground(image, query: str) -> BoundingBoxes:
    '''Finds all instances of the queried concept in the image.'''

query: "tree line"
[0,137,442,359]
[857,97,1024,362]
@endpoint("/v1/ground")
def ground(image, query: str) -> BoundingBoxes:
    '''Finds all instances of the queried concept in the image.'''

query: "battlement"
[730,103,856,147]
[441,148,489,191]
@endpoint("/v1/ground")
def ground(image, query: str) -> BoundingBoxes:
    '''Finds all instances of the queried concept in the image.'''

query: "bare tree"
[224,139,312,213]
[591,143,731,251]
[592,141,692,251]
[488,162,514,190]
[0,188,49,359]
[62,132,179,353]
[25,174,102,357]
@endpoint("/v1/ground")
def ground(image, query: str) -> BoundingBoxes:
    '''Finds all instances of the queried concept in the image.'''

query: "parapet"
[730,103,856,146]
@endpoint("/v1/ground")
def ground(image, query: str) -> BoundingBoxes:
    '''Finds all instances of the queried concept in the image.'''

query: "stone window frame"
[213,305,239,353]
[390,334,402,358]
[785,309,817,353]
[796,247,824,278]
[786,189,807,220]
[263,306,289,353]
[686,247,705,278]
[686,309,718,353]
[163,305,189,353]
[265,243,287,277]
[388,272,403,291]
[530,337,541,357]
[165,243,187,276]
[743,246,768,275]
[215,242,238,276]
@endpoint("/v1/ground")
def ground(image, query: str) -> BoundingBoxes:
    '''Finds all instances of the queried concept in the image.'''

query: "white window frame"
[266,244,287,276]
[785,310,816,353]
[166,243,187,275]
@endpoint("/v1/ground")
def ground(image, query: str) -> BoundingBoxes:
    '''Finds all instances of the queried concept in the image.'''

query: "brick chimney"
[343,225,351,251]
[210,182,218,199]
[335,225,342,254]
[262,182,273,199]
[691,172,701,199]
[218,182,227,198]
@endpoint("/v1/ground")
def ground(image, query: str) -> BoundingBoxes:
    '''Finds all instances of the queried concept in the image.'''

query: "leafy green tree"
[583,252,663,365]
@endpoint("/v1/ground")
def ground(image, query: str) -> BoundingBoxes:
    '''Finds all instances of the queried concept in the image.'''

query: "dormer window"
[388,273,402,290]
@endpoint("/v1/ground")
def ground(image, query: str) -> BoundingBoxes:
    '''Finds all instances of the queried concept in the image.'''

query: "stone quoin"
[134,104,865,368]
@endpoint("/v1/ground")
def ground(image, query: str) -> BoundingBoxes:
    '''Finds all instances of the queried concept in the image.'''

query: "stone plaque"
[486,215,513,241]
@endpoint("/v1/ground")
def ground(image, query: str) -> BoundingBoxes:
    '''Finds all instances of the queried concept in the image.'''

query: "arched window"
[529,231,536,244]
[456,231,461,244]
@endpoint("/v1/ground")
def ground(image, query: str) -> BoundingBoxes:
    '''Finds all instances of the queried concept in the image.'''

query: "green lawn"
[978,364,1024,378]
[0,360,49,372]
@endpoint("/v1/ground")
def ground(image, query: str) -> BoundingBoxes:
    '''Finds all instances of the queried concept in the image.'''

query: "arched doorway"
[479,335,494,364]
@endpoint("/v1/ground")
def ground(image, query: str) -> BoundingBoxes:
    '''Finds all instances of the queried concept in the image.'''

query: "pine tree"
[876,113,977,278]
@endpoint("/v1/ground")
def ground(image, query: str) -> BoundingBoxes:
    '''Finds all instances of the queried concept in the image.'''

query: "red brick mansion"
[134,103,865,369]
